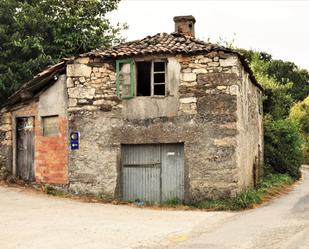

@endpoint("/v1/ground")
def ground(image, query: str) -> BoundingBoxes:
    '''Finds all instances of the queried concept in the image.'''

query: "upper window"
[42,115,59,136]
[136,60,166,97]
[116,59,167,99]
[152,61,166,96]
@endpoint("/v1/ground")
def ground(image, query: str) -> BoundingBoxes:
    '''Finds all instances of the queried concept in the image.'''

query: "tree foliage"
[264,115,303,179]
[237,48,309,104]
[236,48,307,175]
[250,53,294,120]
[289,96,309,162]
[267,60,309,102]
[0,0,126,104]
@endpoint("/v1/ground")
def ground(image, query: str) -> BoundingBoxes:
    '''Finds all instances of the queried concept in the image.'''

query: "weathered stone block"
[67,64,92,77]
[69,98,77,107]
[229,85,239,95]
[197,94,237,115]
[207,62,220,67]
[214,137,236,147]
[217,85,227,90]
[68,86,95,99]
[192,68,207,74]
[180,73,196,81]
[220,56,238,67]
[179,97,197,104]
[66,77,74,88]
[198,57,212,64]
[197,73,239,86]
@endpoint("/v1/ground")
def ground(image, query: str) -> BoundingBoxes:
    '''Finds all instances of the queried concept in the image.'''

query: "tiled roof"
[80,32,230,58]
[79,32,262,90]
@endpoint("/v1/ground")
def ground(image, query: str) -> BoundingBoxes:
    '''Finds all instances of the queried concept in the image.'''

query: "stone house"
[0,16,263,203]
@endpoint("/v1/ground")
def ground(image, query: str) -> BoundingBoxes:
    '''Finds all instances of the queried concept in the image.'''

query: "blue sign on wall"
[70,132,79,150]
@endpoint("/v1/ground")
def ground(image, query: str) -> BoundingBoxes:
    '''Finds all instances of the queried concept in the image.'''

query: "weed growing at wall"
[192,173,294,210]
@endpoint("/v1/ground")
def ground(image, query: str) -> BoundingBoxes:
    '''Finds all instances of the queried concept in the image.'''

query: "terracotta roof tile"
[80,32,229,59]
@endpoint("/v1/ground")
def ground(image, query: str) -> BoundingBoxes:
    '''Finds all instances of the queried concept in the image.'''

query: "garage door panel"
[122,143,184,203]
[122,144,161,203]
[161,144,184,202]
[123,166,161,203]
[122,144,160,165]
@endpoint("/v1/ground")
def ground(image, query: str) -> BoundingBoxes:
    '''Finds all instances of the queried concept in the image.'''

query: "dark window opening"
[137,62,151,96]
[154,73,165,83]
[153,61,166,96]
[154,62,165,72]
[154,84,165,95]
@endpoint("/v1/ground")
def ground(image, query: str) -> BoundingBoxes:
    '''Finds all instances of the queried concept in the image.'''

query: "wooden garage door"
[122,143,184,203]
[16,117,35,181]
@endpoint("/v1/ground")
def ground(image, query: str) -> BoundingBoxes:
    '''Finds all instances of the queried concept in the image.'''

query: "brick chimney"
[173,15,196,37]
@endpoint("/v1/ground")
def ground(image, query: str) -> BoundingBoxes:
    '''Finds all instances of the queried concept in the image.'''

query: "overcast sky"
[108,0,309,70]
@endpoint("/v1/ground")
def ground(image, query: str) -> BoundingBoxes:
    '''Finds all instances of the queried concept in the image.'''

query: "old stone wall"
[66,51,262,201]
[66,58,121,196]
[0,111,12,179]
[236,67,263,189]
[177,52,241,200]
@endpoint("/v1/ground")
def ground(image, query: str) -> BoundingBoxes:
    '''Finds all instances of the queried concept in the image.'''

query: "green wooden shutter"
[116,59,135,99]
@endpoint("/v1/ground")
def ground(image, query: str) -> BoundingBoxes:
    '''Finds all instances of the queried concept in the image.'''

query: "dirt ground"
[0,167,308,249]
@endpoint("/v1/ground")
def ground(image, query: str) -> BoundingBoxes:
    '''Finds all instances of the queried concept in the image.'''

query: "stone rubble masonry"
[66,62,119,113]
[0,111,12,179]
[65,51,262,202]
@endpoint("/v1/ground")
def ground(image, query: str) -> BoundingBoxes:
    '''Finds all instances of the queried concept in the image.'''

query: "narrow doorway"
[16,117,35,181]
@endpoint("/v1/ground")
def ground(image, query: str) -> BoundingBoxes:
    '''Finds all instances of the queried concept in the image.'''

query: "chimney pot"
[173,15,196,37]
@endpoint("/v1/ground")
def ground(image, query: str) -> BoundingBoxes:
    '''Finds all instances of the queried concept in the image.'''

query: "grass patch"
[44,186,68,197]
[192,173,294,211]
[161,198,183,207]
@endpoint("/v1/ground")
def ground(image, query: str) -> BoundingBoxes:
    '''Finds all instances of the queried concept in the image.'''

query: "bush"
[264,115,303,178]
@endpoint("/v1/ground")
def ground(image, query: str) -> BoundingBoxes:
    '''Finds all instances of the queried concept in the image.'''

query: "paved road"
[0,167,308,249]
[165,166,309,249]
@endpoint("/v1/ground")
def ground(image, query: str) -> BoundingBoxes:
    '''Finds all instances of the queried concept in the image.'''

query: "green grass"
[161,197,183,207]
[192,173,294,211]
[44,186,68,197]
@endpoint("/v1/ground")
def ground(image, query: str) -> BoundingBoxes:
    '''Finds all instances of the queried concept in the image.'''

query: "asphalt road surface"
[0,167,308,249]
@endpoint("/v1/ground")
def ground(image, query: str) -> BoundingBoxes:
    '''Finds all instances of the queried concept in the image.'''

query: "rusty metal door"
[122,143,184,203]
[16,117,35,181]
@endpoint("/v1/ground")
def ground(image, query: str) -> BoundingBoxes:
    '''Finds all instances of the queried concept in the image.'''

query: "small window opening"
[42,115,59,136]
[137,62,151,96]
[153,61,166,96]
[189,23,193,29]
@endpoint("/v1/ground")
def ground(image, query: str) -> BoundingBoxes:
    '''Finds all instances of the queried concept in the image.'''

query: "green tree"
[290,96,309,162]
[0,0,126,104]
[250,53,294,120]
[237,49,309,103]
[267,60,309,102]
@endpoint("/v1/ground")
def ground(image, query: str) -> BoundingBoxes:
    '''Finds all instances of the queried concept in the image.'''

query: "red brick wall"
[35,115,68,184]
[13,101,68,184]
